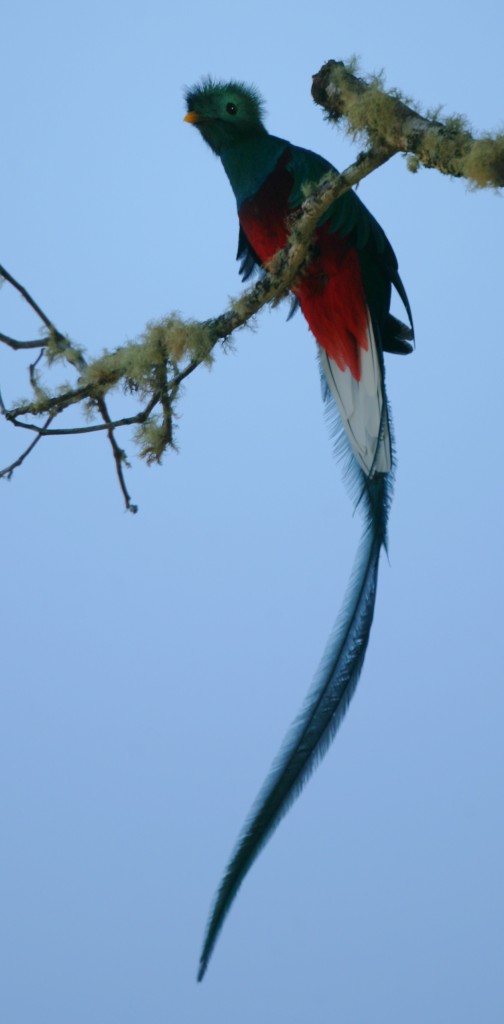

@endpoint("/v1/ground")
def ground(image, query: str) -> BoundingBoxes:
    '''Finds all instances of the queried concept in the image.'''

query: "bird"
[184,78,413,980]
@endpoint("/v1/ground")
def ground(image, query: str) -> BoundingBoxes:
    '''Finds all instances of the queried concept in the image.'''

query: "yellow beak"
[184,111,201,124]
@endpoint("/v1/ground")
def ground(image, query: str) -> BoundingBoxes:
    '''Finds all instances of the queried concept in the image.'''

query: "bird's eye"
[226,102,237,115]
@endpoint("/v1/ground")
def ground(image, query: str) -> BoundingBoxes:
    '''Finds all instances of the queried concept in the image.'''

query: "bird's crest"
[184,78,266,125]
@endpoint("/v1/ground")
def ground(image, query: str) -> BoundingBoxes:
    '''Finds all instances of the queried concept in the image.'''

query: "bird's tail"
[197,430,392,979]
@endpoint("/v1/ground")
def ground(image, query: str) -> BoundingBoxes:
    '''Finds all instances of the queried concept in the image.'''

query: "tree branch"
[2,59,501,508]
[312,60,504,187]
[1,137,392,445]
[1,264,139,511]
[0,332,46,350]
[0,412,56,480]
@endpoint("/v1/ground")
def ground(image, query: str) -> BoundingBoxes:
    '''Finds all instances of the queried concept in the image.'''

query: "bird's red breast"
[238,155,369,381]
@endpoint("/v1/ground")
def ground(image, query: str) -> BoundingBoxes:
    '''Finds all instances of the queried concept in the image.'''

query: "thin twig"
[0,332,46,350]
[95,397,138,513]
[1,262,141,509]
[0,264,56,333]
[0,413,57,479]
[4,400,158,435]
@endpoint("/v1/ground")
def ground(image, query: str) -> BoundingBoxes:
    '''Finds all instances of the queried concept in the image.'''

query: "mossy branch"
[312,60,504,188]
[2,59,501,509]
[0,141,391,509]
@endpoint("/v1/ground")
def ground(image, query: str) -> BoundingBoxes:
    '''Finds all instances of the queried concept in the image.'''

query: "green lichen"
[79,314,214,405]
[464,134,504,188]
[141,314,214,365]
[45,327,84,368]
[342,79,405,144]
[134,414,176,464]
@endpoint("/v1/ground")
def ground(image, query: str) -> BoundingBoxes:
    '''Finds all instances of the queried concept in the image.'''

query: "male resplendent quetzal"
[185,79,414,980]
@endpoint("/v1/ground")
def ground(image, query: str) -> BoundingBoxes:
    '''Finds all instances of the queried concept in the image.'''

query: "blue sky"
[2,2,503,1022]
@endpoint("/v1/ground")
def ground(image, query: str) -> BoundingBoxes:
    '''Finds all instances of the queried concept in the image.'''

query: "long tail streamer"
[197,380,393,982]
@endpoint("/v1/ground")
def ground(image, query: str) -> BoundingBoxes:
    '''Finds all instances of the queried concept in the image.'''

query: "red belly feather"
[239,160,368,381]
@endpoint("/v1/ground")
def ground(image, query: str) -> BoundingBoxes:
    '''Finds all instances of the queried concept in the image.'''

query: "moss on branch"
[312,60,504,188]
[2,59,502,508]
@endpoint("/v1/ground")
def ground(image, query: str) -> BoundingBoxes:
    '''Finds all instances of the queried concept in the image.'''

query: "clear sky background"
[2,3,503,1022]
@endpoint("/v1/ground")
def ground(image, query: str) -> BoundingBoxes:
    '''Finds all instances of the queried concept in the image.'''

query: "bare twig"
[1,263,141,510]
[0,332,46,350]
[0,414,56,479]
[0,264,56,333]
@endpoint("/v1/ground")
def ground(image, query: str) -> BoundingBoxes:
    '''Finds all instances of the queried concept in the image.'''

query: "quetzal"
[184,78,413,980]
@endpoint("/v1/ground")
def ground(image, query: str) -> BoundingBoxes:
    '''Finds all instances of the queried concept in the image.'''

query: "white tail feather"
[318,311,391,475]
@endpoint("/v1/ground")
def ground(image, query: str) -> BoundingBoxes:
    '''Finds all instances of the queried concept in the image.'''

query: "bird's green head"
[184,78,267,154]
